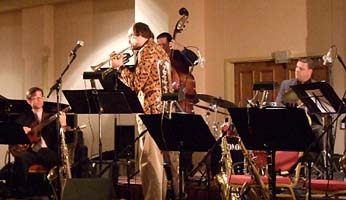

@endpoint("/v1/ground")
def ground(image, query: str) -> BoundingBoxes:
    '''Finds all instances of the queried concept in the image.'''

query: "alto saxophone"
[237,136,270,200]
[215,121,240,200]
[215,135,236,200]
[47,127,72,187]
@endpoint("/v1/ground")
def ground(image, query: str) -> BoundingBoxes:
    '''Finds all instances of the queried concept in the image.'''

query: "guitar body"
[9,106,71,157]
[9,144,30,157]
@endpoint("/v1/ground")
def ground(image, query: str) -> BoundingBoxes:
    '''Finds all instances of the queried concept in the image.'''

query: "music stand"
[291,81,346,114]
[0,121,30,145]
[62,89,143,185]
[291,82,346,198]
[228,107,314,200]
[0,121,30,191]
[140,113,215,200]
[62,90,142,114]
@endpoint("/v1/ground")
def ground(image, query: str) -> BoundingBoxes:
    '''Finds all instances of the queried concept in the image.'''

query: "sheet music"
[306,89,336,113]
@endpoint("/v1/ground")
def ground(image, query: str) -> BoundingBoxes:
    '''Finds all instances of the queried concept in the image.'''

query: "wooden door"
[234,57,329,107]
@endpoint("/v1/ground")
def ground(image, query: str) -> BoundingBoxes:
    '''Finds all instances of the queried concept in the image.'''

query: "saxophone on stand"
[215,121,239,200]
[47,127,72,197]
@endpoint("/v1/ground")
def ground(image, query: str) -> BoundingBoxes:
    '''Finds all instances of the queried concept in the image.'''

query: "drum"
[227,136,244,174]
[252,150,267,175]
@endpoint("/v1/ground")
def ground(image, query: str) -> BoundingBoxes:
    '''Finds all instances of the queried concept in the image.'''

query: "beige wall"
[203,0,346,154]
[0,0,135,167]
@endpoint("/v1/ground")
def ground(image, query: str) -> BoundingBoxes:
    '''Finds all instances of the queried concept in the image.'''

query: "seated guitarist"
[13,87,67,196]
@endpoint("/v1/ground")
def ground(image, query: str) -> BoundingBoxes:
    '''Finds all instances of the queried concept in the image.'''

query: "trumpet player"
[111,22,171,200]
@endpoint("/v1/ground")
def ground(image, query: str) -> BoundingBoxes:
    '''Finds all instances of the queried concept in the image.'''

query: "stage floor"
[117,175,222,200]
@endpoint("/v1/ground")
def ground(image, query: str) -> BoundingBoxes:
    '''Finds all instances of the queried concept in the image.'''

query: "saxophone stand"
[140,113,214,200]
[228,107,315,200]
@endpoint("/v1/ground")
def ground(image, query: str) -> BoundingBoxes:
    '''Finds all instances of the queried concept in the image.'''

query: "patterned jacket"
[120,38,170,115]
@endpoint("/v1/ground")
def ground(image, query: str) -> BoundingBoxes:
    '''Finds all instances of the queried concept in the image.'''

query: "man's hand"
[110,51,124,69]
[169,40,185,52]
[23,126,31,134]
[59,111,67,128]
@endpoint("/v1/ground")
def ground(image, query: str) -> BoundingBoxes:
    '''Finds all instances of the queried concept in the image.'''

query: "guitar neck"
[33,106,71,132]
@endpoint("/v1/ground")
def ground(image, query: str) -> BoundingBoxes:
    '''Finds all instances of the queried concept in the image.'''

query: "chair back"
[275,151,299,172]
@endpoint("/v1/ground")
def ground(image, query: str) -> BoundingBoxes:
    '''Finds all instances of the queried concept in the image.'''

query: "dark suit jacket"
[16,110,59,153]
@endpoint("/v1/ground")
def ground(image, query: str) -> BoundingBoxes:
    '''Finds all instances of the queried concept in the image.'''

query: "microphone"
[69,40,84,56]
[66,124,87,132]
[322,47,333,65]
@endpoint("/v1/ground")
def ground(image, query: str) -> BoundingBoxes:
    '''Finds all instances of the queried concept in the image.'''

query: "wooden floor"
[116,176,222,200]
[1,176,346,200]
[116,176,346,200]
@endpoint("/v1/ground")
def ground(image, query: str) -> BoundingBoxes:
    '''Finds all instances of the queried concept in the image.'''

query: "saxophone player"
[13,87,68,197]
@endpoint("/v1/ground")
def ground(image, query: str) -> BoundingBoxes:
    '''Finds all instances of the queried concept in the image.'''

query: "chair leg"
[288,187,296,200]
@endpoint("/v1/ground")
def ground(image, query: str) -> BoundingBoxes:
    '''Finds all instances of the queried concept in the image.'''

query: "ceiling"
[0,0,79,13]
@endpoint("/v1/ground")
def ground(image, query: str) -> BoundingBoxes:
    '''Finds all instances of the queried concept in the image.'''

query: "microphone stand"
[47,52,77,200]
[336,54,346,71]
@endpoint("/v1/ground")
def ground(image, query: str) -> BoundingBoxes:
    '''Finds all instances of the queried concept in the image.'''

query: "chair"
[305,179,346,199]
[27,164,51,196]
[229,151,302,200]
[28,164,46,173]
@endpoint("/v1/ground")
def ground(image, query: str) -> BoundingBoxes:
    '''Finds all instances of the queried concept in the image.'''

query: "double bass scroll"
[170,8,197,113]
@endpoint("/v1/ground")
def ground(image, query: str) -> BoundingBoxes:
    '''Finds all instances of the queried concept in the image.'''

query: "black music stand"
[228,107,314,200]
[140,113,215,200]
[291,81,346,114]
[63,89,143,159]
[62,89,142,114]
[62,89,143,190]
[0,122,30,192]
[0,121,30,145]
[291,82,346,199]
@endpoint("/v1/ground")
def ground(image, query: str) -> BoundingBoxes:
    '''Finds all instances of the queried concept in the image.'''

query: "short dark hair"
[156,32,172,42]
[26,87,44,100]
[298,57,315,70]
[132,22,154,39]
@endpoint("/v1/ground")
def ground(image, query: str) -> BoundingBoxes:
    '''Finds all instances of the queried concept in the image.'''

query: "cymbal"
[196,94,237,108]
[194,104,229,115]
[283,89,301,105]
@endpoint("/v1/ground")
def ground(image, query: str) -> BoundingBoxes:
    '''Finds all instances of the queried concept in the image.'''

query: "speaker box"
[62,178,113,200]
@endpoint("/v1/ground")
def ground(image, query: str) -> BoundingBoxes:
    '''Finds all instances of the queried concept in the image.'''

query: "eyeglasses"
[30,96,44,101]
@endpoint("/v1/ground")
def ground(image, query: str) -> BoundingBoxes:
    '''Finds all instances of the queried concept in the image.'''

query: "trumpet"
[90,46,132,74]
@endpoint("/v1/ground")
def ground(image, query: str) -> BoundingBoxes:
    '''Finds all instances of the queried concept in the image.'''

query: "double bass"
[170,8,197,113]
